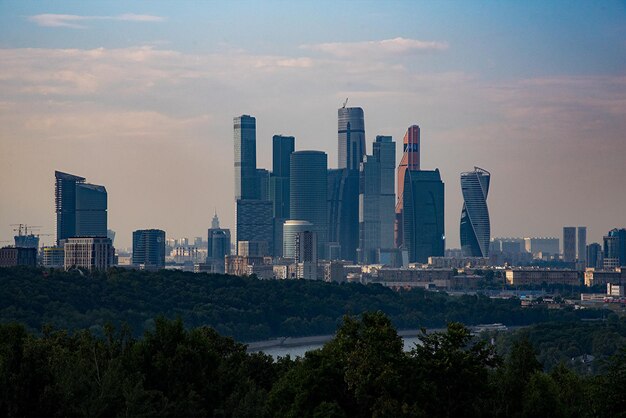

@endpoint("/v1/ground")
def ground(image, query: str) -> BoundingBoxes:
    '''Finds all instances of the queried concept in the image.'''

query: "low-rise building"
[428,256,490,269]
[584,268,626,287]
[0,246,37,267]
[505,269,579,286]
[42,246,65,268]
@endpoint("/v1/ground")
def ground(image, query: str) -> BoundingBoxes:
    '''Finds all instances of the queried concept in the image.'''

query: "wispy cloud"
[28,13,166,29]
[301,37,448,58]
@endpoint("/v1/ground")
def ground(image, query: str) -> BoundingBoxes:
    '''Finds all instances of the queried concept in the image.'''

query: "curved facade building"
[283,220,313,258]
[395,125,420,248]
[460,167,491,257]
[290,151,328,258]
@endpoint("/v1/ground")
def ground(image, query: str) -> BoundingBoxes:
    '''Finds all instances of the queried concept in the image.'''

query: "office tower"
[75,183,107,237]
[358,135,396,264]
[256,169,270,201]
[236,199,273,255]
[563,227,576,262]
[132,229,166,270]
[327,168,359,261]
[233,115,258,200]
[55,171,107,244]
[290,151,328,258]
[460,167,491,258]
[207,212,231,273]
[64,237,114,271]
[0,247,37,267]
[283,220,313,258]
[402,169,445,263]
[238,241,269,257]
[295,230,318,280]
[603,228,626,269]
[395,125,420,248]
[270,135,295,256]
[524,237,560,257]
[577,226,587,264]
[338,106,366,170]
[586,243,603,269]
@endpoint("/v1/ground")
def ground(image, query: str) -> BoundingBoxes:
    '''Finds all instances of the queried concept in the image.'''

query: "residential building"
[584,268,626,287]
[64,237,114,271]
[132,229,166,270]
[505,269,580,286]
[460,167,491,258]
[524,237,560,258]
[295,230,318,280]
[238,240,269,257]
[42,246,65,268]
[0,246,37,267]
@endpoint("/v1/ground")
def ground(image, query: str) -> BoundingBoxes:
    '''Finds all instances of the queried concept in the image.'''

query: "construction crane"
[10,224,42,236]
[342,97,348,108]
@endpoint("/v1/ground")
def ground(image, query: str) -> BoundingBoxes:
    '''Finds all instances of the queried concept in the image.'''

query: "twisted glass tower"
[460,167,491,257]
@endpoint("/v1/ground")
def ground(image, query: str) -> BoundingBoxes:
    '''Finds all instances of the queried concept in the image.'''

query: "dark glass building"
[395,125,420,248]
[207,212,231,273]
[328,168,359,261]
[132,229,166,269]
[236,199,273,255]
[338,106,366,171]
[291,151,328,259]
[55,171,85,244]
[270,135,295,256]
[402,169,445,263]
[233,115,258,200]
[460,167,490,258]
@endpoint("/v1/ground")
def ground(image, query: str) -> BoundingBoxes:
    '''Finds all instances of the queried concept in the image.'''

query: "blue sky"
[1,0,625,248]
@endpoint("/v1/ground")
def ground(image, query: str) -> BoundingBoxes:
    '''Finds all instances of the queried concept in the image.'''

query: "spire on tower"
[211,209,220,229]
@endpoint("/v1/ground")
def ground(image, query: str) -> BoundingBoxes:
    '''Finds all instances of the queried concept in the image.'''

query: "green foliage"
[0,267,609,341]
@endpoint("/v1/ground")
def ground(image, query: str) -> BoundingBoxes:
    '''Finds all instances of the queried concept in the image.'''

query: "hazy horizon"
[1,1,625,249]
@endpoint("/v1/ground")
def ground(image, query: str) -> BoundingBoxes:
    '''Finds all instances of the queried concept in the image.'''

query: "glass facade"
[233,115,258,200]
[460,167,490,258]
[132,229,166,269]
[338,107,366,171]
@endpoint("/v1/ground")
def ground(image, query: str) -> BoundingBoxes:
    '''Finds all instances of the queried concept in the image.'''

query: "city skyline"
[1,1,625,248]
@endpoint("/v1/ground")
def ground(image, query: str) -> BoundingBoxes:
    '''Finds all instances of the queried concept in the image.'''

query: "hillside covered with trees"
[0,267,609,341]
[1,313,625,418]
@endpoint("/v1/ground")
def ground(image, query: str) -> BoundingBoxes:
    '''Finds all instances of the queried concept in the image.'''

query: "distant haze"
[1,1,625,249]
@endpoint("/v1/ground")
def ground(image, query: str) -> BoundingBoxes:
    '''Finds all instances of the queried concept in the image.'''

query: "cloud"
[301,37,448,58]
[27,13,166,29]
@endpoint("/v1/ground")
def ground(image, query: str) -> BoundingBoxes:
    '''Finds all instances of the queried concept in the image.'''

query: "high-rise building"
[256,169,270,201]
[0,247,37,267]
[55,171,85,244]
[327,168,359,261]
[338,106,366,171]
[283,220,313,258]
[402,169,445,263]
[238,240,269,257]
[270,135,295,256]
[524,237,560,257]
[295,230,318,280]
[207,212,231,273]
[586,243,603,269]
[577,226,587,265]
[358,135,396,264]
[236,200,273,255]
[64,237,114,271]
[395,125,420,248]
[290,151,328,259]
[75,183,107,237]
[460,167,491,258]
[233,115,258,200]
[42,246,65,268]
[603,228,626,269]
[563,226,576,262]
[132,229,166,270]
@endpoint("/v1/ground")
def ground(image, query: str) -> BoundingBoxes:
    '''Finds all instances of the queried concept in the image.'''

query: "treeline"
[1,314,625,417]
[0,267,609,341]
[492,318,626,374]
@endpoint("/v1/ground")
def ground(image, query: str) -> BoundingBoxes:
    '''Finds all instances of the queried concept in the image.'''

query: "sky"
[1,0,625,250]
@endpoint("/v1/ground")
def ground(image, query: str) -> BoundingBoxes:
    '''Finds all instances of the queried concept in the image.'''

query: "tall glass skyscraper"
[55,171,107,244]
[403,169,445,263]
[395,125,420,248]
[327,168,359,261]
[270,135,295,256]
[233,115,258,200]
[338,106,366,171]
[460,167,491,258]
[290,151,328,258]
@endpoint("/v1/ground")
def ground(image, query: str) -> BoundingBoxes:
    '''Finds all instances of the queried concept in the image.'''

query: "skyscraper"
[358,135,396,264]
[256,169,270,201]
[402,169,445,263]
[290,151,328,259]
[233,115,258,200]
[577,226,587,265]
[270,135,295,256]
[586,243,603,269]
[395,125,420,248]
[55,171,107,244]
[236,199,273,255]
[327,168,359,261]
[563,226,576,262]
[295,230,318,280]
[338,106,366,171]
[132,229,166,270]
[207,212,231,273]
[460,167,491,258]
[603,228,626,268]
[283,220,313,258]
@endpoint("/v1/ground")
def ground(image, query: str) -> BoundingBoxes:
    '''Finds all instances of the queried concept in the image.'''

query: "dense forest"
[0,267,610,341]
[1,313,625,417]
